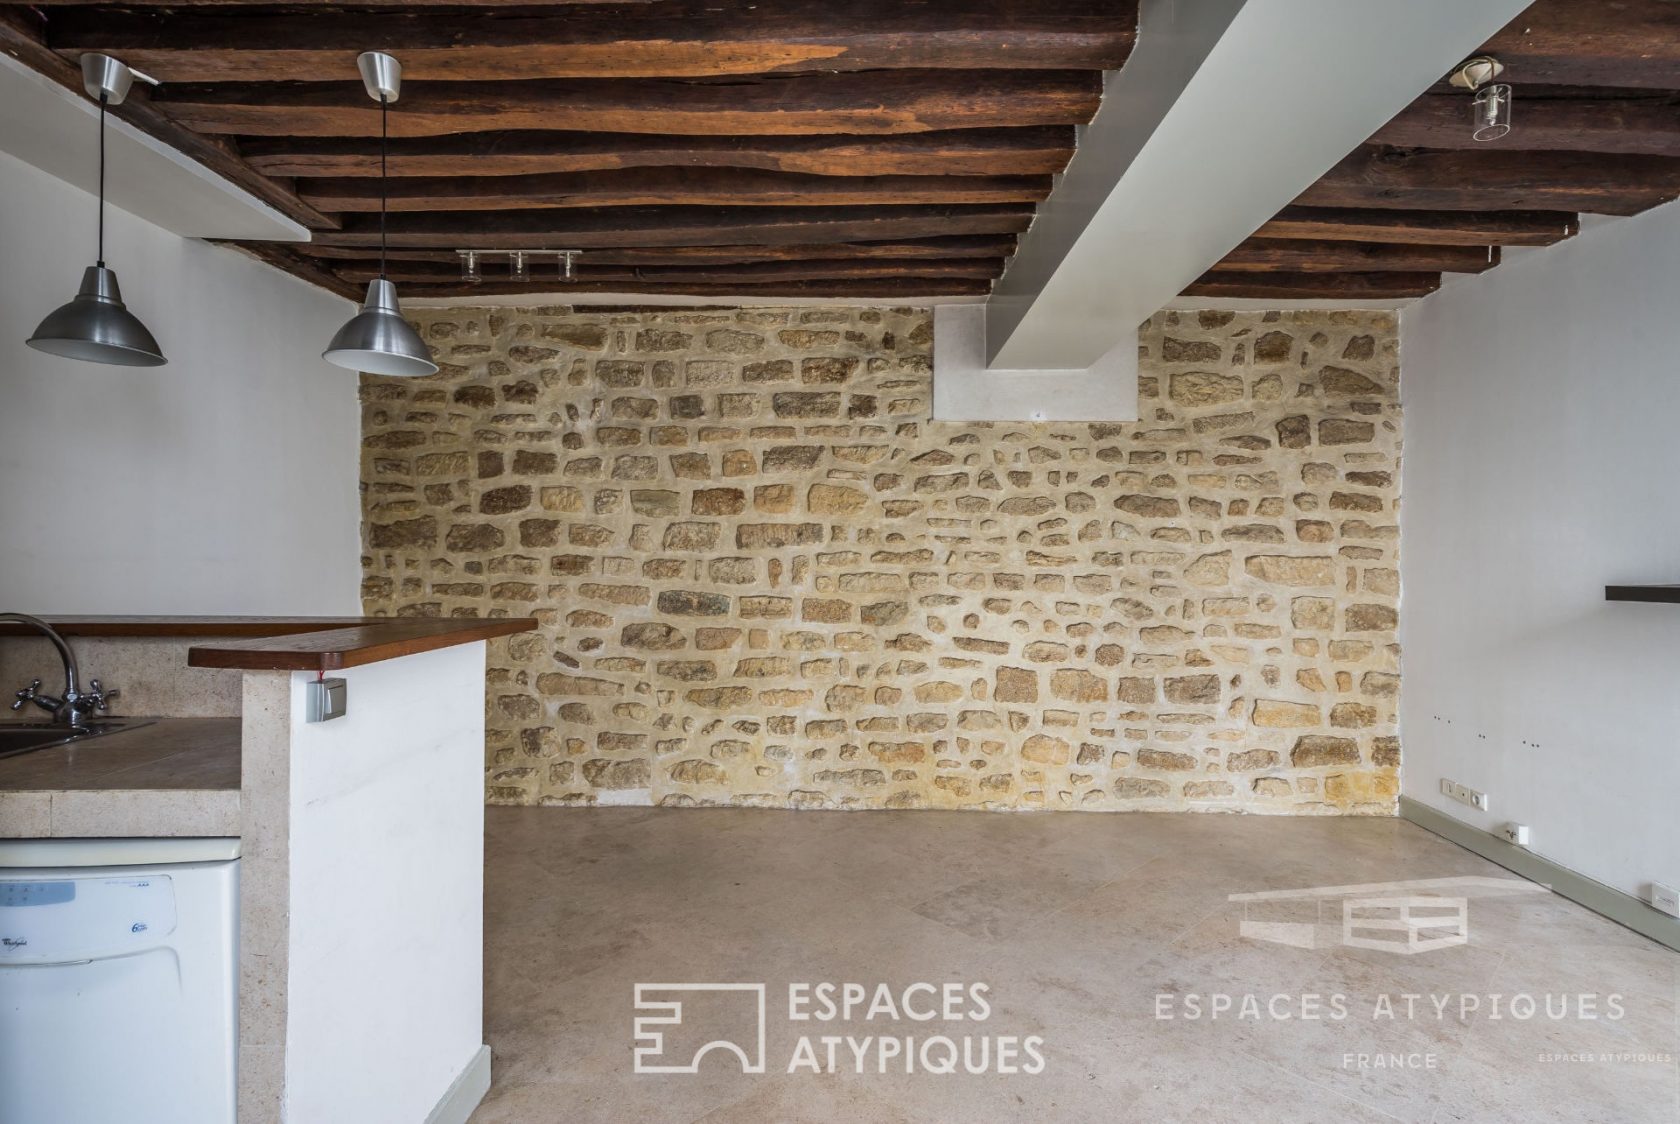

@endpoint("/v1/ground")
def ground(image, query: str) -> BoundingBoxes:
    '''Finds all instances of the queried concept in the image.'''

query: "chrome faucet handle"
[85,679,119,712]
[11,679,41,711]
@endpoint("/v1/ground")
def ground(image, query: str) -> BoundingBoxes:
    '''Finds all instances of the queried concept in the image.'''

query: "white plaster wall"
[0,150,360,614]
[1400,199,1680,902]
[283,642,486,1122]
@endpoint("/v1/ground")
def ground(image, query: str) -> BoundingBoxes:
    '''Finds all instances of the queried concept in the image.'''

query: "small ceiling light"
[27,54,166,367]
[459,250,482,284]
[1449,56,1511,142]
[323,51,437,378]
[510,251,529,283]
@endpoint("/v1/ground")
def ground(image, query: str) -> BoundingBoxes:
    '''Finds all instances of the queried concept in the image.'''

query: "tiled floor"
[472,808,1679,1123]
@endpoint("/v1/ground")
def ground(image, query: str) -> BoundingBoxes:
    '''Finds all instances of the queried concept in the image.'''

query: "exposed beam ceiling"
[0,0,1669,307]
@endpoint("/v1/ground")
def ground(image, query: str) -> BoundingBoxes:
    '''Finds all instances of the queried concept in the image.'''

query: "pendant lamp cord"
[97,92,107,268]
[379,93,388,280]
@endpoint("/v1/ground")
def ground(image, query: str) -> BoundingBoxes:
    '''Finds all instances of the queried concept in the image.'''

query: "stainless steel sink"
[0,719,155,761]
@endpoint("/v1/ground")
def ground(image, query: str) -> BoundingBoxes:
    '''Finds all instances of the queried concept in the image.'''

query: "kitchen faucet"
[1,612,117,728]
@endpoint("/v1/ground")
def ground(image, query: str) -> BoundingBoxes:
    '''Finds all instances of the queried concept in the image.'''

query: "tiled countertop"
[0,717,240,838]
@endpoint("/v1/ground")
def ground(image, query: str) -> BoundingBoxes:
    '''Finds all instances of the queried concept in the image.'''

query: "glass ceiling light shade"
[322,51,437,378]
[27,54,166,367]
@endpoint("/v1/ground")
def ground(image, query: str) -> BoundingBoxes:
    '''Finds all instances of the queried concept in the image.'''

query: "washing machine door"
[0,862,237,1124]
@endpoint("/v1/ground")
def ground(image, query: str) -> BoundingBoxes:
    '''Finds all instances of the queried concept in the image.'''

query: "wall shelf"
[1605,585,1680,604]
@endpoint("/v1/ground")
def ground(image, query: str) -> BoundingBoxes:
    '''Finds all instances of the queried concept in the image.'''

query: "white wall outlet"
[1439,777,1454,797]
[1499,822,1530,847]
[1451,781,1471,804]
[1651,882,1680,919]
[1469,789,1490,812]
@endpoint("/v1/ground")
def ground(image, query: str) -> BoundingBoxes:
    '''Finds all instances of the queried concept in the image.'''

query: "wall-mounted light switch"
[307,677,348,723]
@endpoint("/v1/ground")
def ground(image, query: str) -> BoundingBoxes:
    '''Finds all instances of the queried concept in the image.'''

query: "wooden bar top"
[188,618,538,672]
[0,616,537,672]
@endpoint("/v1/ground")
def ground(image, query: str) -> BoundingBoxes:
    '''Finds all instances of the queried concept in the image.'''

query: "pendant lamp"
[27,55,166,367]
[322,52,437,378]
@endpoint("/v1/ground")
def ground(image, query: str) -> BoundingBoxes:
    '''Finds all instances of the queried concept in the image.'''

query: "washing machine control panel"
[0,876,177,962]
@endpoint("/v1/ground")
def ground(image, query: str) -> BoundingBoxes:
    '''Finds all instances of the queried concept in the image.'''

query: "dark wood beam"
[1217,238,1497,274]
[1183,271,1441,301]
[1475,0,1680,89]
[46,1,1136,83]
[1299,145,1680,216]
[385,277,992,298]
[291,235,1017,267]
[150,70,1104,138]
[330,257,1003,285]
[238,127,1076,179]
[308,204,1036,249]
[1372,90,1680,157]
[298,167,1052,212]
[0,8,337,231]
[33,0,650,5]
[217,241,362,300]
[1256,205,1577,247]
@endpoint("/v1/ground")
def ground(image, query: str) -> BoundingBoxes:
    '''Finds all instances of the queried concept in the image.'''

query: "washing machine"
[0,836,239,1124]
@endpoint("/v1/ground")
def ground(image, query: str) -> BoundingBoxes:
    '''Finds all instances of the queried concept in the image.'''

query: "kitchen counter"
[0,717,240,838]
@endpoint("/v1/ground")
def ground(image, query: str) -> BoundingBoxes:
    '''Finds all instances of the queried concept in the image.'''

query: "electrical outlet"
[1651,883,1680,919]
[1451,781,1471,804]
[1499,822,1530,847]
[1440,778,1454,797]
[1469,789,1490,812]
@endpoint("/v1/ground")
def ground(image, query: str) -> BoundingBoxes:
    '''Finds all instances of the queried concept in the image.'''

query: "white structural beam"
[932,304,1137,422]
[985,0,1532,371]
[0,52,307,242]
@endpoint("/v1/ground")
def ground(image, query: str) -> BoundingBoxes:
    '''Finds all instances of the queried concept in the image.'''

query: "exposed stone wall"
[360,306,1401,814]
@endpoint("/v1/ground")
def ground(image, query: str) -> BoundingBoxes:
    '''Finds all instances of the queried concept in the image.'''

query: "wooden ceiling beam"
[237,127,1076,179]
[309,204,1035,249]
[1372,90,1680,157]
[217,241,362,300]
[150,70,1104,138]
[330,257,1003,285]
[33,0,649,6]
[386,277,993,298]
[297,167,1052,212]
[289,236,1018,266]
[1474,0,1680,89]
[0,8,337,231]
[1299,145,1680,216]
[45,1,1136,83]
[1256,205,1576,247]
[1183,271,1441,300]
[1216,238,1497,274]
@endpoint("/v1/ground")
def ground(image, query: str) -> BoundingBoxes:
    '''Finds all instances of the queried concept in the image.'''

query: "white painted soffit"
[931,304,1138,423]
[0,52,307,242]
[985,0,1533,371]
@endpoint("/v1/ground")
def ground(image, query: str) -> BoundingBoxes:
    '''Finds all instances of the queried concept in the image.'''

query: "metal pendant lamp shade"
[28,265,165,367]
[323,51,437,378]
[324,279,437,377]
[27,54,166,368]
